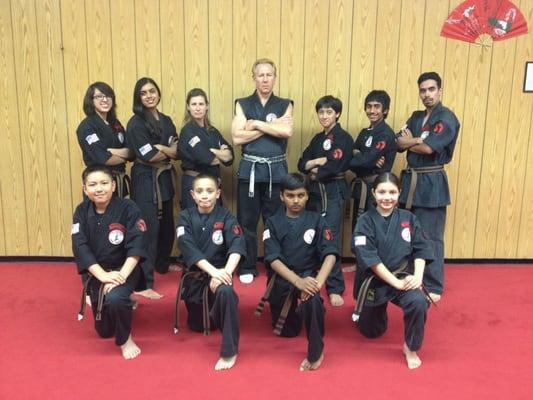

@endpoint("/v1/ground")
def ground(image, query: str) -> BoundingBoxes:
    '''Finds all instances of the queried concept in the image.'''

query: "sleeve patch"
[139,143,153,155]
[262,229,270,241]
[71,223,80,235]
[375,140,386,150]
[354,235,366,246]
[332,148,343,159]
[85,133,99,145]
[433,122,445,134]
[188,136,201,148]
[176,226,185,238]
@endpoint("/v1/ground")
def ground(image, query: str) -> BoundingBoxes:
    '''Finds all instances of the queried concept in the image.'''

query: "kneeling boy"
[176,174,246,370]
[72,165,146,360]
[261,173,338,371]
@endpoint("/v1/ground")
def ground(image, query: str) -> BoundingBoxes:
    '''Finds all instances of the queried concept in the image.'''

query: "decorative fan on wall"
[441,0,528,46]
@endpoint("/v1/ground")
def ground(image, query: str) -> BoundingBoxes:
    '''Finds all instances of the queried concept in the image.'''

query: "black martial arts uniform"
[177,121,233,209]
[263,209,339,363]
[76,115,130,198]
[235,91,293,276]
[176,205,246,357]
[350,119,397,230]
[72,197,146,346]
[126,112,178,287]
[297,123,353,295]
[352,207,433,351]
[399,102,460,295]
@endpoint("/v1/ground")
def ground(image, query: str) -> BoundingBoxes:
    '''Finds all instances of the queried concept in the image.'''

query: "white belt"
[242,153,286,197]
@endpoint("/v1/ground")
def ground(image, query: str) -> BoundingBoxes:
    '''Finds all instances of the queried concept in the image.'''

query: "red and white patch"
[266,113,278,122]
[109,230,124,245]
[401,221,410,228]
[433,122,445,134]
[323,138,332,151]
[332,148,343,159]
[303,229,316,244]
[401,227,411,242]
[137,219,147,232]
[324,228,333,241]
[233,224,243,235]
[214,221,224,230]
[375,140,386,150]
[212,229,224,245]
[109,223,126,232]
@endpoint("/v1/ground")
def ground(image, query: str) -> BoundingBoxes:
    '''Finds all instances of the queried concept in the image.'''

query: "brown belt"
[174,270,211,335]
[351,261,435,323]
[403,165,444,210]
[351,174,378,217]
[183,170,200,177]
[77,267,120,322]
[136,159,179,218]
[313,173,345,216]
[112,171,131,199]
[255,273,295,336]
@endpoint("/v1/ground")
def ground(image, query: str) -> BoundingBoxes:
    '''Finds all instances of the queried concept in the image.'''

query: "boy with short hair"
[260,173,338,371]
[72,165,146,360]
[175,174,246,370]
[297,95,353,306]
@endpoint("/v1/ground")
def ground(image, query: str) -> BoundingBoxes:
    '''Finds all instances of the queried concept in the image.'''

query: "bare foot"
[300,353,324,371]
[329,293,344,307]
[403,343,422,369]
[121,335,141,360]
[429,293,441,303]
[85,294,92,307]
[214,355,237,371]
[135,288,163,299]
[168,264,182,272]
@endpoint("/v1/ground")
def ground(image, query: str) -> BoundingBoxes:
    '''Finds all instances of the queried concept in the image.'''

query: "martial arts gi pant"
[88,267,140,346]
[411,206,446,295]
[357,289,428,351]
[307,185,346,295]
[237,180,282,277]
[269,278,325,363]
[136,198,175,288]
[186,284,240,358]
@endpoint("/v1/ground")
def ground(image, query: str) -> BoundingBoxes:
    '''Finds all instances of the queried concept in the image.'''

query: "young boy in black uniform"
[297,96,353,306]
[72,165,146,359]
[261,173,338,371]
[176,174,246,371]
[350,90,397,230]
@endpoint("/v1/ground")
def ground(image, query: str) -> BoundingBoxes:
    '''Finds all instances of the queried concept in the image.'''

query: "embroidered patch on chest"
[212,229,224,245]
[303,229,316,244]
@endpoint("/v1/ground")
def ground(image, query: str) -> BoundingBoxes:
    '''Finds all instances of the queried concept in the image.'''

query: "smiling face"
[139,82,160,111]
[83,170,115,211]
[191,176,220,213]
[280,187,309,218]
[317,107,340,133]
[92,88,113,117]
[365,101,387,127]
[372,181,400,216]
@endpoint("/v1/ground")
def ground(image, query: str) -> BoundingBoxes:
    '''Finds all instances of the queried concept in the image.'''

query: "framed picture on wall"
[524,62,533,92]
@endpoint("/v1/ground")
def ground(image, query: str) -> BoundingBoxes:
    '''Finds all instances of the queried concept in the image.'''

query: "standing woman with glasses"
[126,77,179,299]
[178,88,233,209]
[77,82,133,198]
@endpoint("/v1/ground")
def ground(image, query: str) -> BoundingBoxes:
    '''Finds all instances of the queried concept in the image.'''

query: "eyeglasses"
[93,94,111,101]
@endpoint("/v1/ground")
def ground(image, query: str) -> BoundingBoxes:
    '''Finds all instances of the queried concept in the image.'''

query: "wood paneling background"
[1,0,532,258]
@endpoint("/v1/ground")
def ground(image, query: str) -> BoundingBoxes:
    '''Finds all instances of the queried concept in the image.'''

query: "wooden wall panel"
[11,0,51,254]
[36,0,72,255]
[208,0,234,208]
[1,0,532,258]
[0,0,28,255]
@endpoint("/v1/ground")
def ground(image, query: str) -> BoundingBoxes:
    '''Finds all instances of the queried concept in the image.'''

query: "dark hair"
[372,172,401,191]
[417,71,442,89]
[280,172,309,193]
[82,82,117,123]
[315,95,343,117]
[182,88,212,129]
[81,165,114,184]
[132,77,163,136]
[364,90,391,119]
[192,173,219,189]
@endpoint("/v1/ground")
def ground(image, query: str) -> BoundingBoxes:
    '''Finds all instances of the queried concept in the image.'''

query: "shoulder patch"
[433,122,445,134]
[262,229,270,241]
[71,223,80,235]
[188,136,201,148]
[85,133,99,145]
[332,148,343,159]
[139,143,153,155]
[136,219,147,232]
[176,226,185,238]
[375,140,386,150]
[233,224,243,235]
[354,235,366,246]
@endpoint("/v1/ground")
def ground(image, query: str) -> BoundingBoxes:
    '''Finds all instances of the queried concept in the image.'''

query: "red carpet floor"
[1,262,532,400]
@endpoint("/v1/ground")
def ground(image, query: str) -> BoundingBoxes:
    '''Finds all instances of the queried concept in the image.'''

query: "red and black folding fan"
[441,0,528,44]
